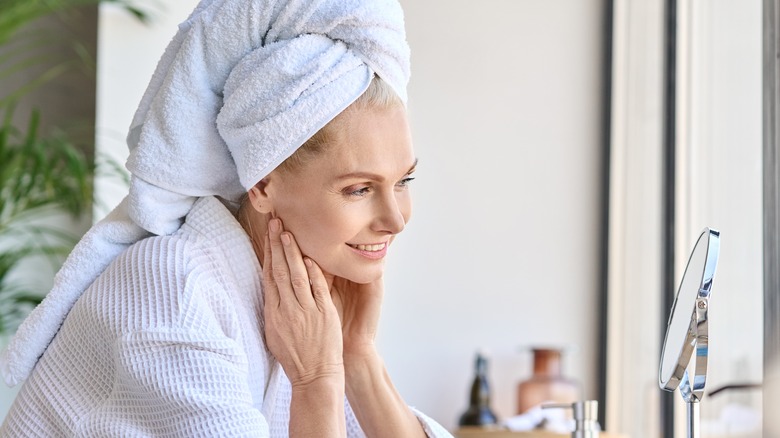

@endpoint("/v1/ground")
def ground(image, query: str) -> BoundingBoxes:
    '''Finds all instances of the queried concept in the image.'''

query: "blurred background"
[0,0,772,436]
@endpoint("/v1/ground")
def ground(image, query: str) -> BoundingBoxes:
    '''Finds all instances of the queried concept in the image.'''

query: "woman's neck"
[237,201,269,267]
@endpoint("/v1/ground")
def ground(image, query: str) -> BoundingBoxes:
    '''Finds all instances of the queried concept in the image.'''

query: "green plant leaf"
[0,0,144,336]
[0,0,149,45]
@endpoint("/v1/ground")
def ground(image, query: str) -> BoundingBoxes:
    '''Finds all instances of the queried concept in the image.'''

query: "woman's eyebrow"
[406,158,419,174]
[336,158,418,181]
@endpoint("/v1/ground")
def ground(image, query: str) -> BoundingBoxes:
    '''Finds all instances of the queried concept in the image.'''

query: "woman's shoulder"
[107,196,253,285]
[77,196,260,335]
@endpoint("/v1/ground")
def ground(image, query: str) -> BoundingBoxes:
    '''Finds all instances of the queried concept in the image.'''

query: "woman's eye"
[396,177,416,188]
[342,177,415,197]
[344,186,371,197]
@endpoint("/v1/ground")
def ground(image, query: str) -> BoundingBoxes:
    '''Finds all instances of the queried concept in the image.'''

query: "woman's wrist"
[343,344,380,368]
[342,348,426,437]
[290,371,346,415]
[290,366,345,391]
[289,371,347,437]
[343,347,384,390]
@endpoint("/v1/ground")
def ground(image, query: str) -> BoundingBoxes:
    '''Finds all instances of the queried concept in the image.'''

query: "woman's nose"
[374,192,407,234]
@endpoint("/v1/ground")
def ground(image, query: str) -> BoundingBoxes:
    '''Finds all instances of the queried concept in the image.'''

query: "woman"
[0,0,451,436]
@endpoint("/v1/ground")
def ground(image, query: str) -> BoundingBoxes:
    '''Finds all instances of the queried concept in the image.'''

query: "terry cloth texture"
[0,197,452,437]
[1,0,410,386]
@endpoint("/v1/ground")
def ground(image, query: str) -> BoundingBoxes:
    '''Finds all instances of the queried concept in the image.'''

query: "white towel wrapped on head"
[1,0,410,386]
[218,34,372,190]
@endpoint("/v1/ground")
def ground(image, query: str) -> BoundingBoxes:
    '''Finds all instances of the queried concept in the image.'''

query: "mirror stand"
[686,401,699,438]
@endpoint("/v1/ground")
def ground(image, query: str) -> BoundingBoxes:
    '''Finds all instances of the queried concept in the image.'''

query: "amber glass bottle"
[516,348,580,414]
[458,353,498,427]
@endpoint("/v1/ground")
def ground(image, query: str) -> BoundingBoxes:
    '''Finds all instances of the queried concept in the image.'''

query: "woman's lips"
[346,242,388,260]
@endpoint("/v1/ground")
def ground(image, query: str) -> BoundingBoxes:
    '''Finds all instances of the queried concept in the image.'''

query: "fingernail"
[269,219,279,232]
[304,258,313,267]
[281,233,291,246]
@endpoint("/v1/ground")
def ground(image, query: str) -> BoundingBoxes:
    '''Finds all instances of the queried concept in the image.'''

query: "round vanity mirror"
[659,228,720,437]
[659,228,719,395]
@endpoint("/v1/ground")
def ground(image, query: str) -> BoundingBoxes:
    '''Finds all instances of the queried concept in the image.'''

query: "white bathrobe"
[0,197,451,437]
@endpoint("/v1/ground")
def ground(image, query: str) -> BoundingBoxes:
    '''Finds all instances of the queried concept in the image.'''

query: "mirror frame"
[658,228,719,402]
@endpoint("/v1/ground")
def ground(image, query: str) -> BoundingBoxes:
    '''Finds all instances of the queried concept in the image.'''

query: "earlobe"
[247,180,273,214]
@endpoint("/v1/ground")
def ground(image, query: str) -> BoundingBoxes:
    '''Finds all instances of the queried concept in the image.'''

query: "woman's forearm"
[289,376,347,437]
[344,350,427,438]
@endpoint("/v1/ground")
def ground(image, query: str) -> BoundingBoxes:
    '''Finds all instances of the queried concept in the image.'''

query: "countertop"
[454,428,629,438]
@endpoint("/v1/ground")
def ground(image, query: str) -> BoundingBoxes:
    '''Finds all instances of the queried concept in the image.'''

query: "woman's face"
[263,105,415,284]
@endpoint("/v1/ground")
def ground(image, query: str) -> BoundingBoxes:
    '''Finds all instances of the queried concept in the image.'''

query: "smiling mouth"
[347,242,387,252]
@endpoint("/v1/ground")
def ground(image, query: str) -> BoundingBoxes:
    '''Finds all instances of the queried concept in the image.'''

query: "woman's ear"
[247,178,273,214]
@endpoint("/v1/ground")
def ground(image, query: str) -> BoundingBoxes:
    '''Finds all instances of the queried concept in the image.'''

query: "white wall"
[605,1,665,435]
[606,1,763,436]
[390,0,603,428]
[93,0,604,432]
[679,0,763,434]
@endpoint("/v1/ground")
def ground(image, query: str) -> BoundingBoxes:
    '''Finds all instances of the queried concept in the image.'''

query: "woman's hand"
[262,223,423,437]
[328,276,384,360]
[263,218,347,436]
[262,218,344,388]
[327,276,428,438]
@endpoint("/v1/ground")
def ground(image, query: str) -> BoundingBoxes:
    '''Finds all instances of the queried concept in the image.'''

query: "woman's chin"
[329,265,384,285]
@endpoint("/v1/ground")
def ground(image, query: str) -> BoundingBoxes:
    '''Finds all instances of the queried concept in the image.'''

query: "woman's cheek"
[296,220,339,259]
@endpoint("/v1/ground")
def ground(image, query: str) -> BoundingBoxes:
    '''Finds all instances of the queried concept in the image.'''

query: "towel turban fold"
[1,0,410,386]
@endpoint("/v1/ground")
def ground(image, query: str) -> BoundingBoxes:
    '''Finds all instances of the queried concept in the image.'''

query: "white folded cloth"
[502,404,576,433]
[1,0,410,386]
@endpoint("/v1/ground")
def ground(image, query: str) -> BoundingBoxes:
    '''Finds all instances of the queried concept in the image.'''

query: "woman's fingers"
[261,219,344,388]
[279,231,316,308]
[267,218,313,308]
[304,257,332,311]
[262,233,280,309]
[268,218,295,307]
